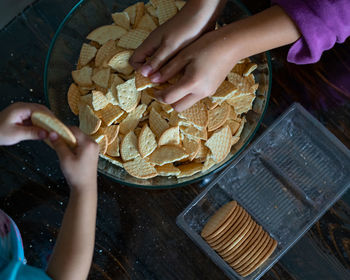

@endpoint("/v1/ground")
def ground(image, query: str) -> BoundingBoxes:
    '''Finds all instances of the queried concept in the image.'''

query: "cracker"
[92,68,110,88]
[120,131,140,161]
[180,126,207,141]
[145,2,158,17]
[124,4,137,24]
[136,13,157,32]
[95,39,118,67]
[156,163,181,176]
[134,2,145,28]
[31,111,77,148]
[67,83,80,115]
[123,156,157,179]
[178,102,208,129]
[79,93,93,108]
[79,104,102,135]
[112,11,130,30]
[201,201,237,238]
[106,88,118,106]
[72,66,93,87]
[177,162,203,178]
[135,71,159,90]
[194,141,209,161]
[117,29,150,50]
[119,104,147,134]
[226,93,255,114]
[231,63,246,76]
[207,103,230,132]
[94,134,108,155]
[149,145,188,165]
[202,154,216,172]
[100,154,123,168]
[149,108,169,138]
[141,88,155,105]
[169,111,190,127]
[211,80,238,104]
[138,124,157,158]
[175,1,186,10]
[226,119,241,136]
[234,117,246,137]
[182,136,200,161]
[87,25,127,45]
[203,97,219,110]
[117,78,141,112]
[158,126,180,146]
[106,136,120,157]
[99,104,124,126]
[78,43,97,67]
[243,62,257,77]
[92,90,109,111]
[157,0,178,25]
[227,72,256,95]
[161,103,173,113]
[205,125,232,163]
[108,50,134,76]
[104,125,119,145]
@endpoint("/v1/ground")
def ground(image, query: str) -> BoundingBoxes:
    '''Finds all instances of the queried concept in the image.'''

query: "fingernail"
[38,130,47,139]
[140,65,153,77]
[150,72,161,83]
[49,132,58,141]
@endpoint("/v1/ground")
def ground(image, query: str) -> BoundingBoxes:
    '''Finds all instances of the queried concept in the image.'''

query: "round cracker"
[31,111,77,148]
[218,213,251,257]
[215,216,253,253]
[229,228,266,267]
[206,206,242,242]
[224,223,261,263]
[223,222,259,263]
[233,232,270,270]
[201,201,237,239]
[241,239,277,277]
[236,237,274,274]
[207,206,243,245]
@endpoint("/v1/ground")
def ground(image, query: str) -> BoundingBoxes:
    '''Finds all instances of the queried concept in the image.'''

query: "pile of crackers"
[67,0,258,179]
[201,201,277,277]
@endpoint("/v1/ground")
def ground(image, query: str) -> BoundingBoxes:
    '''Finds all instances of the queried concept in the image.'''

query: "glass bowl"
[44,0,271,189]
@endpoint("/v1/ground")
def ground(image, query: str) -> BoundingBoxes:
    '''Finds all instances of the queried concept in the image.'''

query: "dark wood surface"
[0,0,349,279]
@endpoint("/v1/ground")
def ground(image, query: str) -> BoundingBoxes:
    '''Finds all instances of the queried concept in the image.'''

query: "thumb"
[49,132,72,162]
[18,126,47,141]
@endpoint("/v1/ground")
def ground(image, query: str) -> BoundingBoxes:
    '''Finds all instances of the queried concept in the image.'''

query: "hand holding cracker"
[0,102,49,146]
[153,28,239,111]
[50,127,99,192]
[129,0,225,77]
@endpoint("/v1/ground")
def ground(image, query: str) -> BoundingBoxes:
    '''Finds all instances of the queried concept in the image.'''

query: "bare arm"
[46,128,99,280]
[151,5,301,111]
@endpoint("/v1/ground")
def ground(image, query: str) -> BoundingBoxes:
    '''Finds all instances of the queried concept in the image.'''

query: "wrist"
[69,182,98,197]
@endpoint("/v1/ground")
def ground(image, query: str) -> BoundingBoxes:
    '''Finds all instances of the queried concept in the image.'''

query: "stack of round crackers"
[67,0,259,180]
[201,201,277,277]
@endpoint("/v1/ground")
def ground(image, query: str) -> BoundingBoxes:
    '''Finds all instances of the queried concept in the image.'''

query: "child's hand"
[50,127,99,193]
[152,28,239,111]
[130,0,225,77]
[0,102,49,146]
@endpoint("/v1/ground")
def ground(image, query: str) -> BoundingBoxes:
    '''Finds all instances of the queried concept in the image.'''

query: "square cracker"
[117,78,141,112]
[117,29,150,50]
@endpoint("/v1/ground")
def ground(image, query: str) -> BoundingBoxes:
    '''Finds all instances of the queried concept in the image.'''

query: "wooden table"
[0,0,349,279]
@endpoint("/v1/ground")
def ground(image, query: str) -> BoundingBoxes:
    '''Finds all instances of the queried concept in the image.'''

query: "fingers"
[129,34,161,73]
[18,126,48,141]
[70,126,99,156]
[172,94,202,112]
[150,53,188,83]
[50,132,72,162]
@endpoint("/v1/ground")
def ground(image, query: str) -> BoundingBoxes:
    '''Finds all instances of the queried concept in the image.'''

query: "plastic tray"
[176,103,350,280]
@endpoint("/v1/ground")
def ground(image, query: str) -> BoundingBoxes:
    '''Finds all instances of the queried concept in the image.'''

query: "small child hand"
[130,0,224,77]
[50,127,99,193]
[152,28,239,111]
[0,102,49,146]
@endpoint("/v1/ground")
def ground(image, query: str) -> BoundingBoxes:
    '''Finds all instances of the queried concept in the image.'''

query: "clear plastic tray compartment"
[177,103,350,280]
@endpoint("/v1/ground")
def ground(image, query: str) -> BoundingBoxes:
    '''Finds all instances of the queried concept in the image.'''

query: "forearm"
[46,186,97,280]
[220,5,301,61]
